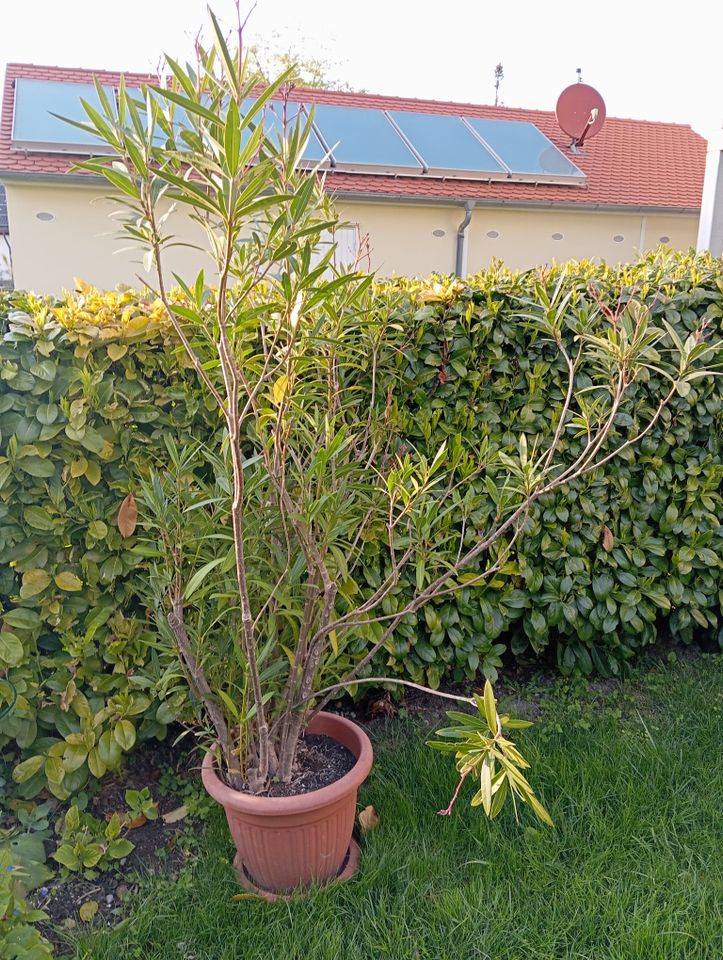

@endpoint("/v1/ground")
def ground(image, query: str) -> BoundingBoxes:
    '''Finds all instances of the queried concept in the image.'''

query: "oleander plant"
[31,4,717,824]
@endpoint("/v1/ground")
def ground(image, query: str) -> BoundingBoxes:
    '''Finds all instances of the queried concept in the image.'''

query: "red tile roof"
[0,62,706,211]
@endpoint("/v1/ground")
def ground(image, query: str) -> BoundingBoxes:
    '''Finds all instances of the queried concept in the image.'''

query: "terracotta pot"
[201,711,373,894]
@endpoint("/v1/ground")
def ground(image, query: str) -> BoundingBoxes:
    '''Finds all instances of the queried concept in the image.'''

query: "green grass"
[72,655,722,960]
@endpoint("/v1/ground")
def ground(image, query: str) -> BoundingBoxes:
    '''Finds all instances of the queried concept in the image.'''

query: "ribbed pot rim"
[201,711,373,817]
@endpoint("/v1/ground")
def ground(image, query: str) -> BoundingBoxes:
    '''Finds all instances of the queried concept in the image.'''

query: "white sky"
[1,0,721,139]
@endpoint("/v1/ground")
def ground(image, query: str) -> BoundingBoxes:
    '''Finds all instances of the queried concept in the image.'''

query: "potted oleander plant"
[68,8,718,895]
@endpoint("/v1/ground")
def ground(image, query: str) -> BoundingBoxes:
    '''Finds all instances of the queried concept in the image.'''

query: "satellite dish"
[556,83,606,150]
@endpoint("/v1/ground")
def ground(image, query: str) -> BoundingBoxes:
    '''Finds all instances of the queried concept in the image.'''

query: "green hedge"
[364,255,721,685]
[0,288,220,798]
[0,251,721,796]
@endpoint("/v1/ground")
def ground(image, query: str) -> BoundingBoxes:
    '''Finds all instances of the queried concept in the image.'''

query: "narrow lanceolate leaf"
[483,681,498,735]
[207,7,241,95]
[480,755,493,815]
[525,791,555,828]
[117,493,138,538]
[490,776,508,817]
[224,98,241,172]
[184,556,226,600]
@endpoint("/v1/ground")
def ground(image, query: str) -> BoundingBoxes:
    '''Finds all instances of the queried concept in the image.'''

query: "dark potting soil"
[232,733,357,797]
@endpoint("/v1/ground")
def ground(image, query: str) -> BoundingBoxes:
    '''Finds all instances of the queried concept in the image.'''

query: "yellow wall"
[339,200,699,277]
[3,181,700,293]
[4,182,213,294]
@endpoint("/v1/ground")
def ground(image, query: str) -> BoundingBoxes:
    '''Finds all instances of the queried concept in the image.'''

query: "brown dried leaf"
[369,695,396,719]
[162,804,188,824]
[117,493,138,538]
[358,805,380,834]
[125,814,147,830]
[602,525,614,552]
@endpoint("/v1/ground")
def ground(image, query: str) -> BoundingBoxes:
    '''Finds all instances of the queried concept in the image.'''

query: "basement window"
[551,232,563,240]
[659,235,670,243]
[486,230,500,239]
[36,211,55,221]
[613,234,624,242]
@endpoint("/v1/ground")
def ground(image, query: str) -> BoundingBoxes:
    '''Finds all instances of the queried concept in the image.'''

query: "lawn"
[70,654,722,960]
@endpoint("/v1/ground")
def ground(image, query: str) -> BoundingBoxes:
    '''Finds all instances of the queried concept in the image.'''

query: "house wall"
[4,182,214,294]
[3,181,700,294]
[338,200,699,277]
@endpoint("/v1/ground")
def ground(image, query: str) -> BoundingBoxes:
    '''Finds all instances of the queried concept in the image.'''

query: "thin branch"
[299,676,476,706]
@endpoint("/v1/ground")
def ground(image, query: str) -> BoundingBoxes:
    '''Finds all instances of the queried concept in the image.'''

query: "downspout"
[455,201,474,277]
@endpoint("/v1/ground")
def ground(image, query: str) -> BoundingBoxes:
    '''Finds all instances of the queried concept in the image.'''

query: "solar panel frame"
[11,78,118,154]
[386,110,508,180]
[307,104,424,176]
[462,117,586,185]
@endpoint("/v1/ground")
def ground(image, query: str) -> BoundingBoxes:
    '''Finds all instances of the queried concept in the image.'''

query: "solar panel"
[387,110,506,178]
[463,118,584,181]
[240,100,329,166]
[12,79,117,153]
[308,105,423,175]
[10,78,587,187]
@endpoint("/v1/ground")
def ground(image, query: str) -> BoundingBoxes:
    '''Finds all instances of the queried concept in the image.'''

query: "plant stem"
[296,676,476,708]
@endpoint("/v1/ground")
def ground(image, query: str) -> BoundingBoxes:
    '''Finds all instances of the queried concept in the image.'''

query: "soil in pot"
[226,733,357,797]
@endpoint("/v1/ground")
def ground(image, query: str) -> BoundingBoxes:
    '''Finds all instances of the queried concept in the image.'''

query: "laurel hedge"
[0,250,721,797]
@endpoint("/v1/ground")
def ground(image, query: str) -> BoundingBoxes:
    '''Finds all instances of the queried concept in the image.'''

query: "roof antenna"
[576,67,583,83]
[493,62,504,107]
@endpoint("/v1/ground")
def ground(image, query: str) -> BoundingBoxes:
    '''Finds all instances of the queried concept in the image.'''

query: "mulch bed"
[29,736,204,952]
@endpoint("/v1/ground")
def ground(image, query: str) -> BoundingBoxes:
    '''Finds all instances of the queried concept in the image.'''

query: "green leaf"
[114,719,136,752]
[0,632,24,667]
[97,730,122,769]
[2,608,42,630]
[63,743,89,773]
[23,506,56,531]
[52,844,80,871]
[12,754,46,783]
[20,568,52,599]
[107,838,135,859]
[224,98,241,171]
[207,6,241,94]
[19,457,56,478]
[483,681,498,734]
[183,556,226,600]
[36,402,59,425]
[107,342,128,361]
[79,899,99,922]
[105,813,122,841]
[45,756,65,784]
